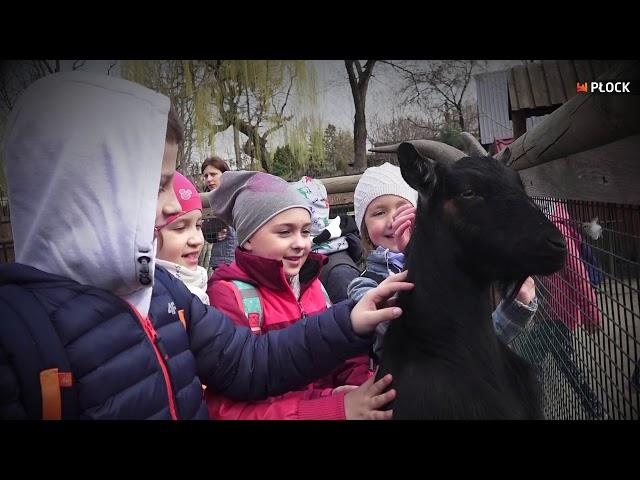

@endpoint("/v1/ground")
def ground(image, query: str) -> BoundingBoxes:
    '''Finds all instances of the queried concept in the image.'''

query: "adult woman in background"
[201,156,238,271]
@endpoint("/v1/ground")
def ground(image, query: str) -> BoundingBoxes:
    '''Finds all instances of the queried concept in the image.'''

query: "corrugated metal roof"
[475,70,513,145]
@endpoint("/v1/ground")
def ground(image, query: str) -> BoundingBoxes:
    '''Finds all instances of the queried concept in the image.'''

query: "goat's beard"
[498,276,528,305]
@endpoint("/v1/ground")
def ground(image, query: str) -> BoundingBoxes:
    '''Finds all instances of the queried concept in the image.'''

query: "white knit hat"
[353,162,418,233]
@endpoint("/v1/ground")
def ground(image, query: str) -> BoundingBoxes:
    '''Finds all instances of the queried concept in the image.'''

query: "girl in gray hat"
[205,171,386,420]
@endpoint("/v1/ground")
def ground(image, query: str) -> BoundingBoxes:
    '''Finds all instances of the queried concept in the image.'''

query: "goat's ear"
[397,142,436,194]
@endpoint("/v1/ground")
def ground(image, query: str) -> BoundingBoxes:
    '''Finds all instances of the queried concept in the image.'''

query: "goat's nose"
[547,235,566,250]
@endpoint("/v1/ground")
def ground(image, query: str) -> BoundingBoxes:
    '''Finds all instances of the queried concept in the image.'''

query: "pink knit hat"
[160,172,202,228]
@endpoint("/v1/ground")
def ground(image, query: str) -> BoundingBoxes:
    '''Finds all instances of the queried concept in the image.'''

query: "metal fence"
[332,196,640,420]
[510,197,640,419]
[197,209,228,274]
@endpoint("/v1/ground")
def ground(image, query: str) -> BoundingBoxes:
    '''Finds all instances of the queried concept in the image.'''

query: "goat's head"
[371,139,567,296]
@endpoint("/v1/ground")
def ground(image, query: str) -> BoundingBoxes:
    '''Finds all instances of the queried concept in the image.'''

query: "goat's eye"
[461,189,476,199]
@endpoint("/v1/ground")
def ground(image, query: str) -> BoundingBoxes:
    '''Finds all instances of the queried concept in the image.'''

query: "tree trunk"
[456,105,465,131]
[242,136,270,173]
[233,124,242,169]
[353,106,368,171]
[258,139,269,172]
[345,60,376,173]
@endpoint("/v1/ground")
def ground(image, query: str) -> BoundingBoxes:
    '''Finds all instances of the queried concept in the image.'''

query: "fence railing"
[510,197,640,419]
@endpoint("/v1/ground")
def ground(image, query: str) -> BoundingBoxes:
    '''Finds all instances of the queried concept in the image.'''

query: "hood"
[3,71,170,316]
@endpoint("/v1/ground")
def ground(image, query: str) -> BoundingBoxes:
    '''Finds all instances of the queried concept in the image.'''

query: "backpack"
[0,285,79,420]
[223,280,332,335]
[0,267,193,420]
[319,249,360,287]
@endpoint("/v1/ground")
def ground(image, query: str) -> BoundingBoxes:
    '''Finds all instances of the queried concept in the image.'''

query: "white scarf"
[288,274,301,300]
[155,259,210,305]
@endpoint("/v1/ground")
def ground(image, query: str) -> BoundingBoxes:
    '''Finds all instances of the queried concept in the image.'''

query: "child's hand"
[343,373,395,420]
[392,204,416,253]
[350,270,414,336]
[217,228,228,242]
[332,385,358,395]
[516,276,536,305]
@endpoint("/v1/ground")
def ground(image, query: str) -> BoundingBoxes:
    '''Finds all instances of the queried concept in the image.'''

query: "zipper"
[297,301,307,320]
[128,304,179,420]
[285,272,307,320]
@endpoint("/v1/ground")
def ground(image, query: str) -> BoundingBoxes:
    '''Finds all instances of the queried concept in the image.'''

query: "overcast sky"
[71,59,526,161]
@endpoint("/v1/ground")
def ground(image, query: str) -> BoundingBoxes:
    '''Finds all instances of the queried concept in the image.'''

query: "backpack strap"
[0,285,79,419]
[226,280,264,335]
[319,250,359,286]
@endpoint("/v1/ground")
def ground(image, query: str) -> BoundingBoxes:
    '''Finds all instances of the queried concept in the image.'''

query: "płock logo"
[577,81,632,93]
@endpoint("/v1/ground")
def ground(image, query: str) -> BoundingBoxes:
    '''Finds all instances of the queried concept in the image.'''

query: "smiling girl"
[204,171,378,420]
[155,172,209,304]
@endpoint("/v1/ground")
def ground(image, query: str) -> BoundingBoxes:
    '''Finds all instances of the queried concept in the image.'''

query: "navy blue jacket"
[0,263,370,419]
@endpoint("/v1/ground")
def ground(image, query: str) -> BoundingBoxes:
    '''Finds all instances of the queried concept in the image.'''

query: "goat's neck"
[402,220,495,346]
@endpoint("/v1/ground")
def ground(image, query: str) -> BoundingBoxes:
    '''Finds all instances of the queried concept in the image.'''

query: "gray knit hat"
[207,171,312,246]
[353,162,418,233]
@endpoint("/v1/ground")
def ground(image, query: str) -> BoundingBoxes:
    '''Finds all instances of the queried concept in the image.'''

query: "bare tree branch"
[393,60,478,132]
[354,60,363,78]
[275,67,295,118]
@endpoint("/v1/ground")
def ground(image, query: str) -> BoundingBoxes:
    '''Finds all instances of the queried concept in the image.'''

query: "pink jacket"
[542,202,602,331]
[205,248,372,420]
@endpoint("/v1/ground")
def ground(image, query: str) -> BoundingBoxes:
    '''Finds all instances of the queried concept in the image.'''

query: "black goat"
[373,140,567,419]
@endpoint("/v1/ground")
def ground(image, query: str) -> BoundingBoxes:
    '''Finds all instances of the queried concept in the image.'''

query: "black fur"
[376,145,567,419]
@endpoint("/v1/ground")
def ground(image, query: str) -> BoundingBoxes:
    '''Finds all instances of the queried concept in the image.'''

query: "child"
[155,172,209,304]
[205,171,375,420]
[290,176,363,304]
[0,71,412,419]
[347,162,539,363]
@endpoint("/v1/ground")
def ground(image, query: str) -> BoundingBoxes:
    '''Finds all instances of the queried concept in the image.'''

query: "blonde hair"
[359,218,376,253]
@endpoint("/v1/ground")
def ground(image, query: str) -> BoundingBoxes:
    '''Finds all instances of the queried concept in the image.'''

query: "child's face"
[364,194,413,252]
[243,208,312,278]
[157,210,205,269]
[202,165,223,191]
[156,142,182,230]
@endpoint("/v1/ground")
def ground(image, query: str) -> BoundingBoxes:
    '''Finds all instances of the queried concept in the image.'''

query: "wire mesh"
[511,197,640,419]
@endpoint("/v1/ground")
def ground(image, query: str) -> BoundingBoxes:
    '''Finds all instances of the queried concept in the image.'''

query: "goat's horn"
[370,139,466,165]
[404,139,466,165]
[369,143,401,153]
[460,132,488,156]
